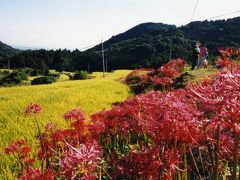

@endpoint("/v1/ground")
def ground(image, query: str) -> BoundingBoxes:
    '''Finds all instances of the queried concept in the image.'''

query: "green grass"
[184,65,217,83]
[0,69,12,73]
[0,70,132,178]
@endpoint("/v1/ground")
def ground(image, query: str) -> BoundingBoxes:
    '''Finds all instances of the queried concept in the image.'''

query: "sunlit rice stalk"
[222,161,228,180]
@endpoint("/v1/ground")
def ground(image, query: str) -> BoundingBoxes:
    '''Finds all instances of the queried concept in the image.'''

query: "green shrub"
[0,70,28,86]
[30,69,40,76]
[125,75,142,84]
[2,70,10,76]
[30,68,49,76]
[49,72,61,78]
[31,76,56,85]
[73,71,89,80]
[19,67,34,75]
[67,73,74,80]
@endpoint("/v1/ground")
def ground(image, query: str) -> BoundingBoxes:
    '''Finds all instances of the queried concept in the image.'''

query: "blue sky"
[0,0,240,50]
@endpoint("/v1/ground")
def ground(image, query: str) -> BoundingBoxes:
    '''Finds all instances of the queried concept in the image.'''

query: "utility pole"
[105,59,107,73]
[8,58,10,70]
[169,44,172,60]
[87,63,90,73]
[101,40,105,77]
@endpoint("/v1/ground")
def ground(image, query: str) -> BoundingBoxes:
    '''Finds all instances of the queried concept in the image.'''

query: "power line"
[190,0,199,22]
[207,10,240,20]
[78,44,96,51]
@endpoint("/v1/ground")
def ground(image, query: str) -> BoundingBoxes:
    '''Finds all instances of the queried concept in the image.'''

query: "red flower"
[216,57,234,68]
[64,108,85,122]
[19,167,54,180]
[4,140,34,169]
[58,142,102,178]
[5,140,28,154]
[218,48,240,59]
[25,103,42,116]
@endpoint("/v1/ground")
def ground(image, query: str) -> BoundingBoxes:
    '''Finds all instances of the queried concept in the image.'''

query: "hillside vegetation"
[0,41,20,62]
[0,17,239,71]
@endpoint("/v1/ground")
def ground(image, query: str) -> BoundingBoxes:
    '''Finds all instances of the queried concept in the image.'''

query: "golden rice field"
[0,70,132,178]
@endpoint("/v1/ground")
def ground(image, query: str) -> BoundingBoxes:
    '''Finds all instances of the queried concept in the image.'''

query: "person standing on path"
[198,42,208,68]
[191,43,200,70]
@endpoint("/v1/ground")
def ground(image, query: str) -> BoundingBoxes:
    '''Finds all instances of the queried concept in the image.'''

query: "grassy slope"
[184,66,217,83]
[0,70,132,178]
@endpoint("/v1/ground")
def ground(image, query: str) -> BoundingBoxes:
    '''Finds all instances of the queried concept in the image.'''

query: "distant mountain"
[89,17,240,70]
[2,17,240,71]
[0,41,20,68]
[0,41,20,57]
[100,22,176,49]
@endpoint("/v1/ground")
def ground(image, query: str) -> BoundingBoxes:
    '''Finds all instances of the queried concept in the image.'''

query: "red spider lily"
[218,48,240,59]
[216,57,234,68]
[218,48,232,57]
[89,89,202,178]
[156,58,185,78]
[187,67,240,131]
[63,108,87,145]
[89,64,240,178]
[217,48,240,70]
[113,147,162,179]
[125,58,186,93]
[186,65,240,178]
[25,103,42,116]
[64,108,85,122]
[39,121,91,162]
[135,90,202,145]
[19,167,41,180]
[113,147,182,179]
[5,140,32,157]
[57,142,102,179]
[150,76,173,86]
[4,140,34,172]
[36,123,61,160]
[125,69,149,84]
[19,167,54,180]
[219,134,234,159]
[90,89,202,146]
[5,139,25,154]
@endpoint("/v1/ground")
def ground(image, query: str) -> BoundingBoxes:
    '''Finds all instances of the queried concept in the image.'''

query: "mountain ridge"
[0,41,20,58]
[100,22,176,49]
[0,16,240,71]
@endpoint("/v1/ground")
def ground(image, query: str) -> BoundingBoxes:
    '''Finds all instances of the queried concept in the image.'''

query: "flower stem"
[232,130,238,180]
[223,161,228,180]
[213,124,220,180]
[188,146,202,180]
[182,144,188,180]
[34,116,45,172]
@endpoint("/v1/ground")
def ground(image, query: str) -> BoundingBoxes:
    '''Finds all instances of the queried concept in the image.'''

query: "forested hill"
[1,17,240,72]
[180,17,240,53]
[0,41,20,60]
[100,22,176,49]
[90,17,240,69]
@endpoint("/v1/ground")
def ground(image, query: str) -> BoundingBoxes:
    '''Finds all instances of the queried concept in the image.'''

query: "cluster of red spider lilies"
[5,48,240,179]
[125,58,186,94]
